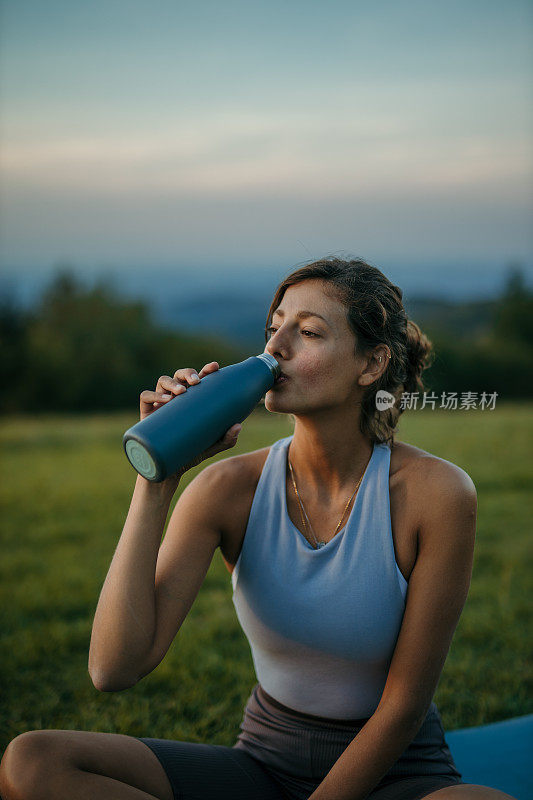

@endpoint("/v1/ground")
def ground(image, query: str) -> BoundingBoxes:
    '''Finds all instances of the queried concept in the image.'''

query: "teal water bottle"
[123,353,280,482]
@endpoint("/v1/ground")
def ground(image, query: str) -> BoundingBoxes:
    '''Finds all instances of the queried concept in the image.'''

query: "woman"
[0,257,516,800]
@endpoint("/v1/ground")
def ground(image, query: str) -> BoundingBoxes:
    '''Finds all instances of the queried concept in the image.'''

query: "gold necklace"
[287,451,371,549]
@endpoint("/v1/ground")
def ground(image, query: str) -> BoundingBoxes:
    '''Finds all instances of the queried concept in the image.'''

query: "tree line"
[0,266,531,415]
[420,265,532,401]
[0,271,246,415]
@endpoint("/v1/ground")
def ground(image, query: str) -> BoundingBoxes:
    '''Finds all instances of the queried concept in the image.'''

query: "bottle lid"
[255,352,281,378]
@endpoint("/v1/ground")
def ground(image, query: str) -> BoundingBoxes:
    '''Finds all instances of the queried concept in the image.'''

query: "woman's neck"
[288,415,373,499]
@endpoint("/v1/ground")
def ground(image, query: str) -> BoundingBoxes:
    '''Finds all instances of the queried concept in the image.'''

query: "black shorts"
[136,682,464,800]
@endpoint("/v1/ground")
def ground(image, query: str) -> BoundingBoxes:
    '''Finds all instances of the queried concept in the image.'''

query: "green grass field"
[1,403,531,752]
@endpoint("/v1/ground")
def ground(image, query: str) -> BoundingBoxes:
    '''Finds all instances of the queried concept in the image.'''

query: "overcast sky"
[1,0,532,289]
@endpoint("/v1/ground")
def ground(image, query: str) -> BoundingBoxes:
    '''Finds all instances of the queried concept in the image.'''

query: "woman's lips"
[274,373,289,384]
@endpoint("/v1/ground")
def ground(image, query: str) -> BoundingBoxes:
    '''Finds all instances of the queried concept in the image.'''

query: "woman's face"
[263,278,365,415]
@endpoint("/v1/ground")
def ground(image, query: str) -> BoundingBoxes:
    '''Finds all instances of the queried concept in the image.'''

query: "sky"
[1,0,532,298]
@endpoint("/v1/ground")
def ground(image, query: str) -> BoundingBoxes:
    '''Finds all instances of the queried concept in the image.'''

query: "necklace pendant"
[316,540,327,549]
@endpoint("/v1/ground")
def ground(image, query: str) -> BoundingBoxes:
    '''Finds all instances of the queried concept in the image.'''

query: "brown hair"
[264,256,434,446]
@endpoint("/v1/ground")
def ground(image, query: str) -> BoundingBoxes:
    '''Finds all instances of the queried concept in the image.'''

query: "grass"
[1,403,531,751]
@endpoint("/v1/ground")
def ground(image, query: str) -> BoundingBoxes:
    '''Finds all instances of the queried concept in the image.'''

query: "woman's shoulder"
[390,440,477,542]
[207,443,272,491]
[391,439,476,492]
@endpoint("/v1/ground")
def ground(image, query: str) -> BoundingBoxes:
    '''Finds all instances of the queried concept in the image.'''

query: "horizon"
[1,258,530,316]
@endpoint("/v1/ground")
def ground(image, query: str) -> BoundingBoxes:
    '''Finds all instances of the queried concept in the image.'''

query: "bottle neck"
[255,353,281,378]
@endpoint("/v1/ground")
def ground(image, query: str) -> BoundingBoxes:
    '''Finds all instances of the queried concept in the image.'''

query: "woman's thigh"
[0,729,286,800]
[137,737,287,800]
[0,729,175,800]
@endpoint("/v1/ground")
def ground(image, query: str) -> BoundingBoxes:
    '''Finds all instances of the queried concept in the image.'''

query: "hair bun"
[404,319,434,395]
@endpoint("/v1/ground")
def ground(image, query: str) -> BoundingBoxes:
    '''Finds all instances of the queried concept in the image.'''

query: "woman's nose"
[265,329,287,359]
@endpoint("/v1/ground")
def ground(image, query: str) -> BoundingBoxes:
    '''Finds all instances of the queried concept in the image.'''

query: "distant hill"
[2,263,531,412]
[155,289,274,353]
[153,290,498,352]
[0,262,524,352]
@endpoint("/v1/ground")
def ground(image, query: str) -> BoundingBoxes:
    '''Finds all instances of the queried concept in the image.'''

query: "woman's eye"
[266,326,318,338]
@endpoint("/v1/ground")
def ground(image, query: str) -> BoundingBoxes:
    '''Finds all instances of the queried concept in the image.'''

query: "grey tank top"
[231,435,409,719]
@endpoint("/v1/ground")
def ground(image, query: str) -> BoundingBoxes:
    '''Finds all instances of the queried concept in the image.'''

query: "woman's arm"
[308,458,477,800]
[88,361,241,692]
[88,459,237,691]
[88,475,180,691]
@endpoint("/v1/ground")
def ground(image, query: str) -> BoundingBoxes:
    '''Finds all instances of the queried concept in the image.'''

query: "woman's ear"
[357,346,390,387]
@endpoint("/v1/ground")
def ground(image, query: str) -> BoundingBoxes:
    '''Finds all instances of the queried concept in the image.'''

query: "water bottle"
[123,353,280,482]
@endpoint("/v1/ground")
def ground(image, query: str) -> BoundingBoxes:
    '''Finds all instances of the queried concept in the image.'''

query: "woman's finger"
[198,361,219,379]
[156,375,188,396]
[140,390,175,406]
[168,368,201,389]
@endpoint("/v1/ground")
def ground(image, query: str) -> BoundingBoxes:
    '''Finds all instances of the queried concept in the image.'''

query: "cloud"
[2,108,530,200]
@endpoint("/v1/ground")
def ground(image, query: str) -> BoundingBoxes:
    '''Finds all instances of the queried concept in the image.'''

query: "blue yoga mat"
[445,714,533,800]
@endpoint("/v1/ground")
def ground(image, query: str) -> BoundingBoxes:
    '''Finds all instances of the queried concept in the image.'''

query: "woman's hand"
[138,361,242,480]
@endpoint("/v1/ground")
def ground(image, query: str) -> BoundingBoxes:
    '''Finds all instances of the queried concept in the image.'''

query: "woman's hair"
[264,256,434,446]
